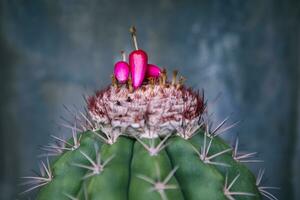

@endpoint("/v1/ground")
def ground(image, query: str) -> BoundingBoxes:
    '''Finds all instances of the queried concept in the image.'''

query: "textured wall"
[0,0,299,199]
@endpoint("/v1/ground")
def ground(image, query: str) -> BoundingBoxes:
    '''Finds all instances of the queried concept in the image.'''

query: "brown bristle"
[161,68,167,86]
[111,75,118,88]
[172,70,178,85]
[127,76,133,92]
[148,77,155,90]
[176,76,186,89]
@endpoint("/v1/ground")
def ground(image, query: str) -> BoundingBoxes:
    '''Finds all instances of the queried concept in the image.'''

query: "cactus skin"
[36,132,101,199]
[34,128,262,200]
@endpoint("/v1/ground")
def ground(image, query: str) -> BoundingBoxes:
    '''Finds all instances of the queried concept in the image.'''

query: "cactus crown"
[87,79,205,139]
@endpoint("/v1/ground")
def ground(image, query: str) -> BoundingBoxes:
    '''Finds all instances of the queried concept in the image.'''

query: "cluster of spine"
[21,27,279,200]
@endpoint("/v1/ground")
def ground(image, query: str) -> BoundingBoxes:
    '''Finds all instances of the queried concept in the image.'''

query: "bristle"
[111,75,118,88]
[191,134,231,167]
[223,173,255,200]
[135,134,171,156]
[148,77,155,91]
[128,76,133,93]
[161,68,167,86]
[20,158,52,195]
[72,146,115,179]
[256,169,280,200]
[232,137,263,163]
[172,70,178,85]
[176,76,186,89]
[137,165,178,200]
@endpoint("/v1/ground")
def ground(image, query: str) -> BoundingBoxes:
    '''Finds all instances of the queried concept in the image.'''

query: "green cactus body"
[32,129,262,200]
[22,27,277,200]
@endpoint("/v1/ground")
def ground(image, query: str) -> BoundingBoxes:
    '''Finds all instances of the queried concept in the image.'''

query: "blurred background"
[0,0,299,199]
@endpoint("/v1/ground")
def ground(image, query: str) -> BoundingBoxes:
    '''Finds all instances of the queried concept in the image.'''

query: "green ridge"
[33,130,263,200]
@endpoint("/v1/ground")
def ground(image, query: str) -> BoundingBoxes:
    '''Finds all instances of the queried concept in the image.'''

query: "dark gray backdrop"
[0,0,299,199]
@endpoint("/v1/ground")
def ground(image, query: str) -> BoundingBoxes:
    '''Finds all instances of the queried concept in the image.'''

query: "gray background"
[0,0,299,199]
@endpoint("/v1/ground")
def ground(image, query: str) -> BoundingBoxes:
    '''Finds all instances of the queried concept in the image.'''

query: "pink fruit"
[129,49,148,89]
[146,64,161,78]
[114,61,130,83]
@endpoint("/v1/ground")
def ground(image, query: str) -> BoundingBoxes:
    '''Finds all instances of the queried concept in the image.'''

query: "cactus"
[22,27,278,200]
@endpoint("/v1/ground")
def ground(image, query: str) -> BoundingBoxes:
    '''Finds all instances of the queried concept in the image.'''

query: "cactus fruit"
[114,51,130,84]
[22,27,278,200]
[146,64,161,78]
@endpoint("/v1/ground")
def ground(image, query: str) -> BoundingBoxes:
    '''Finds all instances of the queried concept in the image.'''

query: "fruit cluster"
[114,26,161,89]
